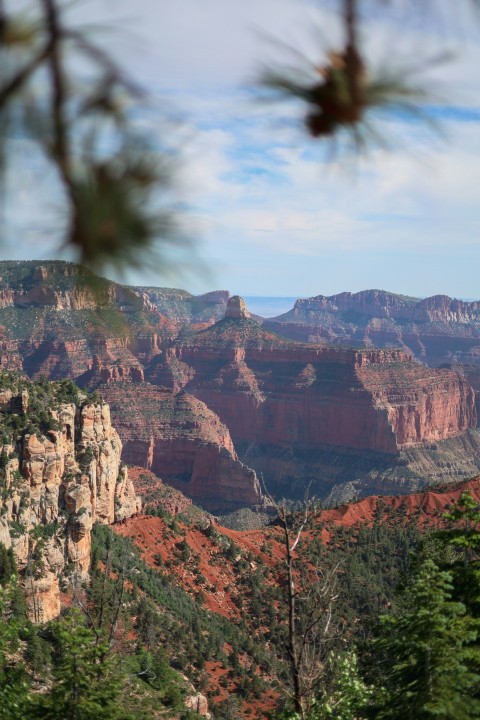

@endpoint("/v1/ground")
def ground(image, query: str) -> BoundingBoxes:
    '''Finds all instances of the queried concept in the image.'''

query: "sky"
[3,0,480,300]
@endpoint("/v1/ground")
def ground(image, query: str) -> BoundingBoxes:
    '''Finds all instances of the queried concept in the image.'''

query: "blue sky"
[3,0,480,299]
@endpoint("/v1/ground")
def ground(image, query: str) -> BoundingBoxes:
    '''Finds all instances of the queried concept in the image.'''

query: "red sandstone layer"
[99,383,264,512]
[157,339,476,454]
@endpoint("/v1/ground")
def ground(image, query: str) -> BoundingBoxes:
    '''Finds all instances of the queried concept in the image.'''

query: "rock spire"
[224,295,250,320]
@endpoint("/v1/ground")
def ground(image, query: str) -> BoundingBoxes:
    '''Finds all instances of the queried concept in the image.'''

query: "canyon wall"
[142,298,479,500]
[164,337,476,455]
[98,383,264,513]
[264,290,480,367]
[0,376,140,622]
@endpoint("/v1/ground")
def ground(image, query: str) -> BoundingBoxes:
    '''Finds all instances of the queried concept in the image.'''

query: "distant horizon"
[2,258,480,306]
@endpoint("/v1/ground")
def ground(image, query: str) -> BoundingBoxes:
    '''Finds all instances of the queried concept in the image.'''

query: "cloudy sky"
[3,0,480,299]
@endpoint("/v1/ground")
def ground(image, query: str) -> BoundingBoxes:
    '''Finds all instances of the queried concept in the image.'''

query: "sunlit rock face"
[224,296,250,320]
[0,379,140,623]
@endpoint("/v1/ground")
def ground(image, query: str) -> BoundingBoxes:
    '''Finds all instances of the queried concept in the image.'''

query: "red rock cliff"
[98,382,264,513]
[156,301,476,455]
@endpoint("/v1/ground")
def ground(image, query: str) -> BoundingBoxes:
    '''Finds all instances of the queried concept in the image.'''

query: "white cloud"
[3,0,480,298]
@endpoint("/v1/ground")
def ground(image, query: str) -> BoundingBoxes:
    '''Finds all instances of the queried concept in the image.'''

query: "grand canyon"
[1,261,480,509]
[3,3,479,718]
[1,260,480,718]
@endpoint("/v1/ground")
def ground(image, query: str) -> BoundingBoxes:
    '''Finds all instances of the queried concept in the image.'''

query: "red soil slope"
[117,476,480,619]
[115,475,480,717]
[320,476,480,530]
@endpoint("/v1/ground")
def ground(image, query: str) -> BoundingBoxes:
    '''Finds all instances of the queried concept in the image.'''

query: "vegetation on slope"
[1,388,480,720]
[0,371,101,445]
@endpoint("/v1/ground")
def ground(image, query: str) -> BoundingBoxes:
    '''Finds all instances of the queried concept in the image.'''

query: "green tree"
[436,492,480,617]
[0,545,16,584]
[24,627,52,679]
[0,580,30,720]
[29,609,133,720]
[278,651,373,720]
[312,651,373,720]
[371,560,480,720]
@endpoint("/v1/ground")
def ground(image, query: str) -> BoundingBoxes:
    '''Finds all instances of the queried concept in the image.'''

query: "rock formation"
[224,295,250,320]
[263,289,480,367]
[146,298,480,499]
[98,383,264,513]
[128,467,194,515]
[0,373,140,622]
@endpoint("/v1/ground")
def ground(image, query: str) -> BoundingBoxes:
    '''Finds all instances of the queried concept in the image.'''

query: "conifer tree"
[438,491,480,617]
[29,609,133,720]
[0,577,30,720]
[371,560,480,720]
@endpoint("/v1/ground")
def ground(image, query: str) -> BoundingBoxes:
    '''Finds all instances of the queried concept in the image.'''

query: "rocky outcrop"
[225,295,250,320]
[184,690,211,718]
[128,467,194,515]
[263,290,480,367]
[98,383,264,513]
[0,337,23,372]
[0,375,140,622]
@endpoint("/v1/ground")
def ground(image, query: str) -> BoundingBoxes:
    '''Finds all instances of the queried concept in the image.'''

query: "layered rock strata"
[0,376,140,622]
[2,264,480,507]
[144,297,479,499]
[264,289,480,367]
[162,317,476,454]
[98,383,264,513]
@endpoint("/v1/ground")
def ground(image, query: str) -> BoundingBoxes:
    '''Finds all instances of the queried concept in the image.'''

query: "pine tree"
[0,549,30,719]
[371,560,480,720]
[438,491,480,617]
[28,609,133,720]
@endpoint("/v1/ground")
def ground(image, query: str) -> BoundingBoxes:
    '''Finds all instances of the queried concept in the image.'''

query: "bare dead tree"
[263,482,339,719]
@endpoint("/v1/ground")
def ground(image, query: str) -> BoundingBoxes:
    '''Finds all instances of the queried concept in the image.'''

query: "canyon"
[147,297,480,501]
[1,261,480,508]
